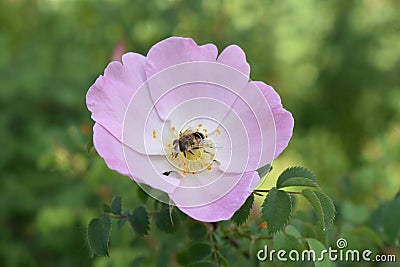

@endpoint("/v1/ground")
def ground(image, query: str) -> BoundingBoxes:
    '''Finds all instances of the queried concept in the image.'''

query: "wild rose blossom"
[86,37,294,222]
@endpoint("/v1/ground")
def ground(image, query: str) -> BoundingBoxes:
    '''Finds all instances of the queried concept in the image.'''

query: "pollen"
[152,130,157,139]
[207,165,212,170]
[216,129,221,135]
[171,127,175,132]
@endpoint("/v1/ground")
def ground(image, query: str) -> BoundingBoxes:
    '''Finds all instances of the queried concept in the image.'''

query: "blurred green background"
[1,0,399,266]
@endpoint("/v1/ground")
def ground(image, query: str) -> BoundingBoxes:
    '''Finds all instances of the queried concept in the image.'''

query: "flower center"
[184,148,202,161]
[162,124,217,175]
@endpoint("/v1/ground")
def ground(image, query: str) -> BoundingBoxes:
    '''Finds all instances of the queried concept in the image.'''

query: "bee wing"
[201,139,214,148]
[181,126,194,135]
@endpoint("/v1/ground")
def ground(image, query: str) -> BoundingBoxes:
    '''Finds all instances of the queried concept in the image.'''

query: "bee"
[172,128,205,158]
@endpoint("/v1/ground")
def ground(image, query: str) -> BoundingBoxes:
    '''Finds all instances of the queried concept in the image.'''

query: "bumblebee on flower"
[86,37,294,222]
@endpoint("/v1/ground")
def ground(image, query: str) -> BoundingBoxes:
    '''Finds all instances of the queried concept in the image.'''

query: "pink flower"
[86,37,294,222]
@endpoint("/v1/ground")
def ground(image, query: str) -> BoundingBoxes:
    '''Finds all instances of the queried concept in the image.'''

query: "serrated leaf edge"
[87,214,112,257]
[261,188,293,234]
[278,177,319,189]
[302,189,336,230]
[277,166,316,188]
[128,206,150,236]
[315,191,336,227]
[110,196,122,215]
[231,193,255,225]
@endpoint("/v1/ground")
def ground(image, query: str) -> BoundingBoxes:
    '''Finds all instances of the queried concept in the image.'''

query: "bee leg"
[183,151,187,157]
[189,150,195,155]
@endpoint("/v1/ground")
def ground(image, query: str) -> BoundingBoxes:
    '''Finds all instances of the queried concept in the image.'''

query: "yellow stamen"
[185,149,202,161]
[152,130,157,139]
[165,129,217,175]
[198,124,202,127]
[216,129,221,135]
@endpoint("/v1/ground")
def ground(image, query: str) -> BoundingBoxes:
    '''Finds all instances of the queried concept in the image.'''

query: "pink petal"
[168,166,243,208]
[158,94,232,134]
[94,123,180,193]
[93,123,137,180]
[86,52,147,143]
[145,37,218,79]
[217,45,250,77]
[209,107,252,173]
[254,82,294,158]
[175,171,260,222]
[122,80,170,155]
[215,81,277,173]
[123,145,181,193]
[145,61,249,132]
[144,39,251,132]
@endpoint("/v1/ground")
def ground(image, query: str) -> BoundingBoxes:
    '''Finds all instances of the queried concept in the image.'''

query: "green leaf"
[103,203,111,213]
[306,238,333,267]
[155,208,180,233]
[87,214,111,257]
[127,206,149,237]
[188,243,212,262]
[188,222,208,240]
[261,188,292,234]
[256,164,272,178]
[110,196,122,215]
[278,177,319,189]
[302,189,335,230]
[231,193,254,225]
[277,166,316,189]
